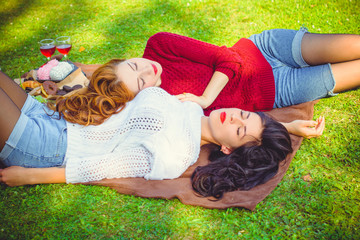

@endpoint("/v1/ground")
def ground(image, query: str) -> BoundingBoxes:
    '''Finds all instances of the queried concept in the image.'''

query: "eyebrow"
[127,62,135,71]
[240,111,250,119]
[240,111,250,139]
[127,62,141,91]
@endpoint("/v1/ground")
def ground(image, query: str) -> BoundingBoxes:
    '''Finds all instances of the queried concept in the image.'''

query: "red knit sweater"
[143,32,275,116]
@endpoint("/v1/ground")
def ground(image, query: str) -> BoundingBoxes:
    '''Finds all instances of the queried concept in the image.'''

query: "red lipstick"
[151,63,158,75]
[220,112,226,124]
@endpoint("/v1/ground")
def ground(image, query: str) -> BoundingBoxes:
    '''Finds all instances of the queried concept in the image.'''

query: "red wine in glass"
[56,36,72,61]
[56,44,72,55]
[39,39,55,61]
[40,45,56,58]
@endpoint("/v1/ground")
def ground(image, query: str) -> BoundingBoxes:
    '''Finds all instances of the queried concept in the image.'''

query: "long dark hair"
[191,112,293,199]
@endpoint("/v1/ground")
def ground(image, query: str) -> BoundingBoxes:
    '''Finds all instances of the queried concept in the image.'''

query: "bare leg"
[0,71,27,150]
[301,33,360,65]
[0,71,28,109]
[301,33,360,92]
[0,88,21,150]
[331,60,360,92]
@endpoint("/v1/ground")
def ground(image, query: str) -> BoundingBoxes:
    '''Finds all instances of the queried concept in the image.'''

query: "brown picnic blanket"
[75,63,318,211]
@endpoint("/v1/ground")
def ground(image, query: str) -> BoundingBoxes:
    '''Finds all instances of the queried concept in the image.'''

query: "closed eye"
[132,62,145,89]
[237,126,246,138]
[127,62,143,91]
[139,78,145,88]
[239,110,247,138]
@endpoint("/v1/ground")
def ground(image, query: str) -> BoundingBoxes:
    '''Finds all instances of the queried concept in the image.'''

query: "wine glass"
[39,39,56,62]
[56,36,72,61]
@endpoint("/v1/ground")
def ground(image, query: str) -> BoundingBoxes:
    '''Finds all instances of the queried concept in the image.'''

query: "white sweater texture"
[65,87,203,183]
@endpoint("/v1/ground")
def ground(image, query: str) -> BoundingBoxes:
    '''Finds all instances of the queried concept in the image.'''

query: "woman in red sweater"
[74,28,359,116]
[142,28,360,115]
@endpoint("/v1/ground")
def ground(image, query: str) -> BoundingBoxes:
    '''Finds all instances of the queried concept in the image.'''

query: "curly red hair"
[48,59,135,126]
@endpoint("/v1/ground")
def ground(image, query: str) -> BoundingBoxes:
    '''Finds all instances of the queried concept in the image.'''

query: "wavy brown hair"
[48,59,135,126]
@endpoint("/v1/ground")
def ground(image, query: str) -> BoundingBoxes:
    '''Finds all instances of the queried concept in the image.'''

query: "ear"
[220,145,233,155]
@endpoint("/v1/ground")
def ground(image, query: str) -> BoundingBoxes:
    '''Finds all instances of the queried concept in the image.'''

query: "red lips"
[151,63,158,75]
[220,112,226,124]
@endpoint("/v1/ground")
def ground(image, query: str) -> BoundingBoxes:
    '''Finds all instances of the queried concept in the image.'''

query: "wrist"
[27,168,38,185]
[283,122,295,134]
[201,94,213,108]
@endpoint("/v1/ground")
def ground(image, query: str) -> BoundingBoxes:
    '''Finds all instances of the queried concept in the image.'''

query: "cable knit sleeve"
[143,32,241,80]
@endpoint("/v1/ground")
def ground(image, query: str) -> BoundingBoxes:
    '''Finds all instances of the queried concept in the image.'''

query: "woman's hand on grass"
[283,116,325,138]
[0,166,66,186]
[0,166,33,186]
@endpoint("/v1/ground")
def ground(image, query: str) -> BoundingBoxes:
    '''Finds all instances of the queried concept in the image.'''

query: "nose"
[230,114,245,126]
[139,64,152,74]
[137,66,153,83]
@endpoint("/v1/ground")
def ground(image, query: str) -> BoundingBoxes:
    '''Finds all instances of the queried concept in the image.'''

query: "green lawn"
[0,0,359,239]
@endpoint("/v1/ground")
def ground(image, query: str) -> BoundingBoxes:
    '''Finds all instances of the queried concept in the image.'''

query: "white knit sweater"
[65,87,203,183]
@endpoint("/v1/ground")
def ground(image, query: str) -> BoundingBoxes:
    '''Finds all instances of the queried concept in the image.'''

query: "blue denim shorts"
[0,95,67,168]
[249,27,336,108]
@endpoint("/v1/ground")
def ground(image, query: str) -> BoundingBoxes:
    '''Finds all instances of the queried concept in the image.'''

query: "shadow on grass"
[0,0,34,24]
[0,1,226,238]
[0,0,223,74]
[78,0,224,60]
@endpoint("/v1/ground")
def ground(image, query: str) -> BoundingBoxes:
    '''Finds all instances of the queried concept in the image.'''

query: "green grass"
[0,0,359,239]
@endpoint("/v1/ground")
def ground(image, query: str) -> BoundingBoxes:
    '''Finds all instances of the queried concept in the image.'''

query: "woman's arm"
[176,71,229,108]
[0,166,66,186]
[144,33,238,107]
[144,32,231,68]
[281,116,325,138]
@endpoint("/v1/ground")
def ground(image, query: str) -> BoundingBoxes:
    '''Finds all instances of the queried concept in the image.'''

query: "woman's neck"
[200,116,218,146]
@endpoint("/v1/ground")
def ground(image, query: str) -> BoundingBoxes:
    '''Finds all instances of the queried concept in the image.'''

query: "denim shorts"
[0,95,67,168]
[249,27,336,108]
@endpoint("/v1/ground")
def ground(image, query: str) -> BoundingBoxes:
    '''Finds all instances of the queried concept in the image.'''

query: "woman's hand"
[176,71,229,109]
[0,166,66,186]
[0,166,34,186]
[176,93,211,108]
[283,116,325,138]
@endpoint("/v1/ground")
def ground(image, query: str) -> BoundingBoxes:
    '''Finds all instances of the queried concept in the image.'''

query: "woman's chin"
[155,78,162,87]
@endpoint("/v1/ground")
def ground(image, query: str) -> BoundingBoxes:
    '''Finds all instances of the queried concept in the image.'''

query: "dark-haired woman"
[192,112,296,199]
[0,65,324,198]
